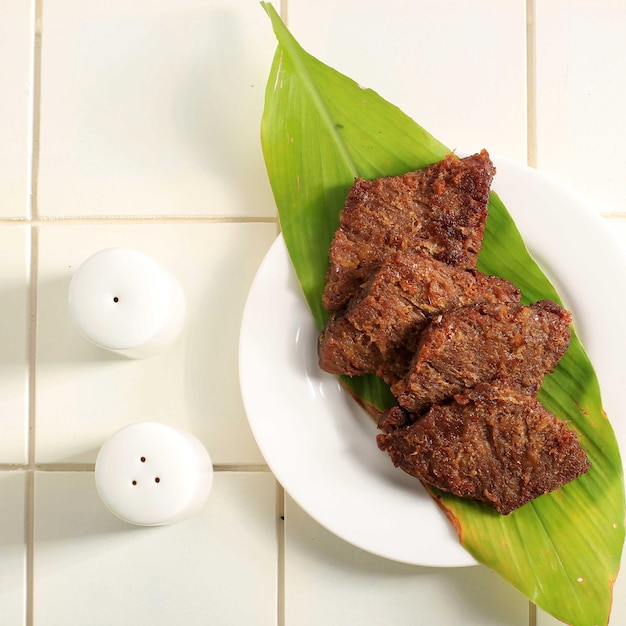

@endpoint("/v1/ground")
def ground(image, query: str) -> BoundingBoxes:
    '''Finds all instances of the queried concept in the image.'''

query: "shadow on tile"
[0,283,28,365]
[285,498,527,624]
[34,471,144,543]
[37,276,130,363]
[40,447,102,465]
[0,472,25,547]
[180,252,265,462]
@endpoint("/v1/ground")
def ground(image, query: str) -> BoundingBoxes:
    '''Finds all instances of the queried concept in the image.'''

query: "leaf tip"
[260,2,281,30]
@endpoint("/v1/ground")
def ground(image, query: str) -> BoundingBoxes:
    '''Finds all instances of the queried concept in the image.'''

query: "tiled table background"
[1,1,624,624]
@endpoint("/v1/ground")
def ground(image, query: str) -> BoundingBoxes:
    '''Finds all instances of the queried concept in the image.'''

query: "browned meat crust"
[392,300,572,414]
[377,405,414,434]
[318,250,520,384]
[377,381,590,515]
[321,150,496,312]
[316,148,588,513]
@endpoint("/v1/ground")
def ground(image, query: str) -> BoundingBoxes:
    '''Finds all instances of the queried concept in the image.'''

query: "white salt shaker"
[95,422,213,526]
[68,247,186,359]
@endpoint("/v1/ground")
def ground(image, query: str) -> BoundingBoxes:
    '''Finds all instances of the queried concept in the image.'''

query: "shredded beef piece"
[392,300,571,414]
[377,381,590,514]
[318,250,520,384]
[316,147,589,514]
[378,405,414,434]
[322,150,496,312]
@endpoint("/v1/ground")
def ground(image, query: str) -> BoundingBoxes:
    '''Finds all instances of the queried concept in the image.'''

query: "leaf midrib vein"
[265,3,359,180]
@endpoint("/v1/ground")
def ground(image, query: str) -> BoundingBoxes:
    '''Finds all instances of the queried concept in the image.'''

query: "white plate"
[238,156,626,567]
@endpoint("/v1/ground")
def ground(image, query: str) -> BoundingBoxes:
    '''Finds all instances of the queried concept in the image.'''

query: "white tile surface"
[535,0,626,213]
[2,0,624,624]
[284,496,529,626]
[287,0,528,163]
[35,222,277,465]
[0,0,33,218]
[37,0,277,218]
[33,471,278,626]
[0,472,27,626]
[0,225,30,463]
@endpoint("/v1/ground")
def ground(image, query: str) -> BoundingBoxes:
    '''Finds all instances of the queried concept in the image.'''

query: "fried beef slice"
[377,381,590,514]
[377,405,415,434]
[321,150,496,312]
[318,250,520,384]
[392,300,571,414]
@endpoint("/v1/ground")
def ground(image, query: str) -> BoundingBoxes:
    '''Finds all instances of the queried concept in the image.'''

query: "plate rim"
[239,155,626,567]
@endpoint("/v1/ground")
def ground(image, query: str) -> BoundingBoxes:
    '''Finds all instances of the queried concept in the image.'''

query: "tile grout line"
[8,463,272,473]
[25,0,44,623]
[34,215,279,225]
[601,212,626,221]
[277,483,285,626]
[0,216,279,226]
[24,228,39,626]
[525,0,537,169]
[24,230,38,625]
[29,0,42,223]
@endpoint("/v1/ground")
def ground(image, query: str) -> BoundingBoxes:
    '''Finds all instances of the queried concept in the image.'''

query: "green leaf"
[260,4,448,330]
[260,3,624,625]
